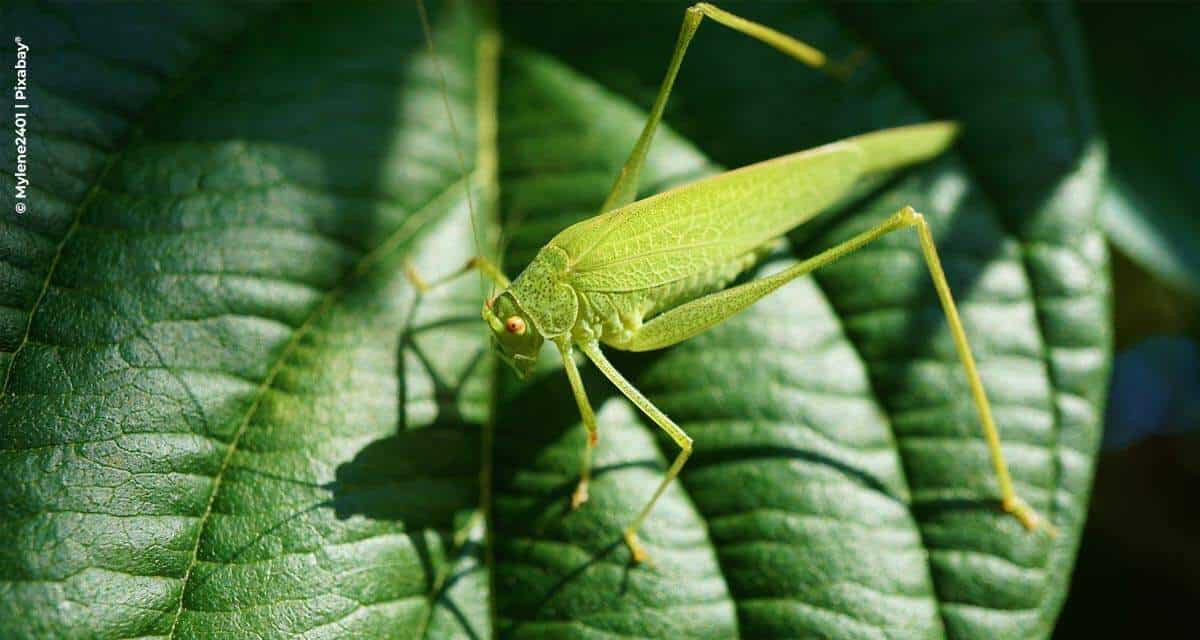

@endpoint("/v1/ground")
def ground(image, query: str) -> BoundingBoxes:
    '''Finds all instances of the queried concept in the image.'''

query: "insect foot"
[1003,495,1059,538]
[624,529,650,564]
[403,261,429,293]
[570,479,589,509]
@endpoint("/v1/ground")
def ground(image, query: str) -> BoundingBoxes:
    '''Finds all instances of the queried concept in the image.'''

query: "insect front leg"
[577,341,693,564]
[404,255,510,293]
[554,339,600,509]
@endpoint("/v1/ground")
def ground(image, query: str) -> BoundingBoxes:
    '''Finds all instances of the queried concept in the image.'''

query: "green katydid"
[412,1,1055,563]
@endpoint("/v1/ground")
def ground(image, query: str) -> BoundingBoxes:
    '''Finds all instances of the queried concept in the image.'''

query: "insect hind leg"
[618,206,1055,536]
[600,3,842,214]
[900,207,1056,536]
[824,206,1056,535]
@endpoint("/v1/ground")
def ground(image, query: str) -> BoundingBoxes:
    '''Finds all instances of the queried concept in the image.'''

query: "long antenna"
[412,5,499,634]
[416,0,489,299]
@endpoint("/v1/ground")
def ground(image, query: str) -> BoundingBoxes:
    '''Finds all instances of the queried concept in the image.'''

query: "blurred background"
[1056,3,1200,636]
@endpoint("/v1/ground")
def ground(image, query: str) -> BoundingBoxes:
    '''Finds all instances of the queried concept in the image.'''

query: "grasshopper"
[413,2,1052,562]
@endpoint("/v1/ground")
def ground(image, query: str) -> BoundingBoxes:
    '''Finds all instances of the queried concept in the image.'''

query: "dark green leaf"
[1,2,1110,639]
[497,3,1108,639]
[1,2,490,638]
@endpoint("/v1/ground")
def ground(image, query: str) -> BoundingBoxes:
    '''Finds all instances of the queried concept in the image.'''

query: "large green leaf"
[0,2,491,638]
[1,2,1110,638]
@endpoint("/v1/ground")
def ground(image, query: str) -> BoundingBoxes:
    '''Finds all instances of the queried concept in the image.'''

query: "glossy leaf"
[498,3,1108,638]
[1,2,1110,639]
[1,3,491,638]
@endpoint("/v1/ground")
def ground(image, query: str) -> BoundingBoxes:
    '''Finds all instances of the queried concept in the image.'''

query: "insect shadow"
[182,295,487,636]
[489,357,645,624]
[340,293,487,635]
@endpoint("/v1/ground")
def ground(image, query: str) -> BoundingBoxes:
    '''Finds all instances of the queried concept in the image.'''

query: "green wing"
[550,122,957,294]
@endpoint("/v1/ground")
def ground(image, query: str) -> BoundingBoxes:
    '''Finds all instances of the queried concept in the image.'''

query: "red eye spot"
[505,316,526,334]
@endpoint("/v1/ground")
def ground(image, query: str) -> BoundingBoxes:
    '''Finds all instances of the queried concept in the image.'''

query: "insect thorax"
[508,245,578,338]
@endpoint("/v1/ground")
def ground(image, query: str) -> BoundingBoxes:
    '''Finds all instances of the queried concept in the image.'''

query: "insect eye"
[504,316,526,334]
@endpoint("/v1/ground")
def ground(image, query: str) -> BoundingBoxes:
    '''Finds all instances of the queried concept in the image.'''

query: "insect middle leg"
[554,339,600,509]
[577,341,694,563]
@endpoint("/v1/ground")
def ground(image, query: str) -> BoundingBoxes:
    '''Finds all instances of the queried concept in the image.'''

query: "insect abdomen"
[581,242,775,349]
